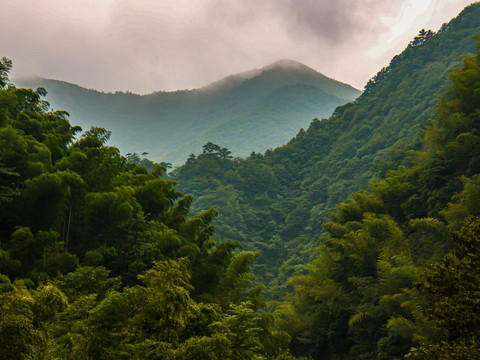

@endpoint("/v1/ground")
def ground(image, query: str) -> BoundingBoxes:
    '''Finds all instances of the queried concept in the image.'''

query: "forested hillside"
[173,2,480,297]
[277,33,480,359]
[17,60,359,165]
[2,2,480,359]
[0,58,294,359]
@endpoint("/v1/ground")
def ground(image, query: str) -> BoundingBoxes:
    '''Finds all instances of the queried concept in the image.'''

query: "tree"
[0,57,12,88]
[407,218,480,359]
[186,153,196,164]
[219,147,233,160]
[0,283,67,360]
[80,126,111,147]
[202,142,221,157]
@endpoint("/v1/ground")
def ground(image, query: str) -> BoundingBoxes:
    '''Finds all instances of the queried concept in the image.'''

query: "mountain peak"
[204,59,318,91]
[263,59,310,71]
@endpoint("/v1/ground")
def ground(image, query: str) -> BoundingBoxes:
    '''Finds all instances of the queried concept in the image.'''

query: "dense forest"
[276,34,480,358]
[1,2,480,359]
[172,2,480,298]
[0,57,295,359]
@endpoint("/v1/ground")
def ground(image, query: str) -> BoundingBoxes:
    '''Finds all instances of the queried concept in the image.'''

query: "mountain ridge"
[172,1,480,299]
[15,60,360,164]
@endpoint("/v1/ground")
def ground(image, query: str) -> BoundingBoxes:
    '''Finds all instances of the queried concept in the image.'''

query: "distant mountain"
[171,2,480,298]
[16,60,360,164]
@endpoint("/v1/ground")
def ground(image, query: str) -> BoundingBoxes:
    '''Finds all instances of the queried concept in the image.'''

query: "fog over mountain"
[2,3,480,360]
[3,0,474,93]
[17,59,360,164]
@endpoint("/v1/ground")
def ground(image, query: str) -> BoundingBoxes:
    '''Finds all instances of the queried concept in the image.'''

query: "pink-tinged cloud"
[0,0,475,93]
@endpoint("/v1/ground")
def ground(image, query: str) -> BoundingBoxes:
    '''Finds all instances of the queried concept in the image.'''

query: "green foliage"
[440,174,480,230]
[42,259,289,360]
[173,4,480,298]
[2,4,480,359]
[407,218,480,359]
[18,60,359,165]
[0,58,293,359]
[53,266,121,302]
[0,57,12,89]
[278,23,480,360]
[0,282,67,360]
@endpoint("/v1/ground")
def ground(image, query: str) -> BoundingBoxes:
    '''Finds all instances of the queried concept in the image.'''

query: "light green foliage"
[0,273,14,293]
[172,334,232,360]
[0,282,67,360]
[441,174,480,230]
[407,218,480,359]
[45,259,289,360]
[279,193,439,358]
[0,286,46,360]
[135,258,192,340]
[53,266,121,302]
[213,302,264,359]
[32,283,68,324]
[215,250,264,308]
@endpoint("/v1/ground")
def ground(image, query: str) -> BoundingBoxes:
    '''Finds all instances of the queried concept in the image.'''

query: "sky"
[1,0,476,93]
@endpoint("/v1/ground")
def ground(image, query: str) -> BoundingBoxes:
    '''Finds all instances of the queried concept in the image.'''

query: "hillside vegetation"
[277,33,480,358]
[17,60,359,165]
[172,2,480,297]
[0,57,294,359]
[1,2,480,359]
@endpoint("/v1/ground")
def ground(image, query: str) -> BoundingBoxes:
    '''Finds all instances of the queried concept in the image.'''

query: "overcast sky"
[1,0,475,93]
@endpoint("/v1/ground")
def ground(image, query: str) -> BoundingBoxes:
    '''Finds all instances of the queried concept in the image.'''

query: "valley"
[1,2,480,359]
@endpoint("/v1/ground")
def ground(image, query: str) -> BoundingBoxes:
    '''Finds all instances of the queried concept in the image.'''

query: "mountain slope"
[16,61,359,164]
[164,83,344,161]
[172,2,480,298]
[280,37,480,359]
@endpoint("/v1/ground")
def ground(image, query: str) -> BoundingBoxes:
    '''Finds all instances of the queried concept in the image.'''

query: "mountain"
[172,2,480,298]
[16,60,360,164]
[2,3,480,360]
[280,23,480,360]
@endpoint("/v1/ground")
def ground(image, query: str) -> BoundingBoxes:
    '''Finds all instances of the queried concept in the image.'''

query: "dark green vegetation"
[278,33,480,358]
[17,60,359,165]
[2,2,480,359]
[0,58,295,359]
[172,3,480,299]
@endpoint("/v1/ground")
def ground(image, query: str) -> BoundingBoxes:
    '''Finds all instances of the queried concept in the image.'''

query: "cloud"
[283,0,402,44]
[0,0,475,93]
